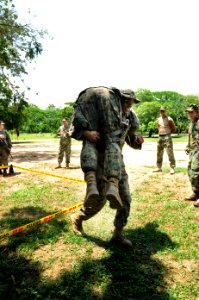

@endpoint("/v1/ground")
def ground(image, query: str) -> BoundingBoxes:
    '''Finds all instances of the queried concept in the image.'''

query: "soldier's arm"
[5,131,12,148]
[168,117,176,133]
[125,134,143,150]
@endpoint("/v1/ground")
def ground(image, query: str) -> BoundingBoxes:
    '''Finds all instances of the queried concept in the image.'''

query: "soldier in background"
[153,107,176,174]
[0,121,12,176]
[184,104,199,207]
[55,118,71,169]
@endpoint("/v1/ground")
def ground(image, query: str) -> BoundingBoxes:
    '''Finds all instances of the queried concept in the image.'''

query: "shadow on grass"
[0,207,176,300]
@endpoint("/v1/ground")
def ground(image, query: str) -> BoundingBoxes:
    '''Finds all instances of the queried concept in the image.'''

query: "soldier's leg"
[104,142,123,208]
[0,148,9,175]
[65,138,71,167]
[155,137,164,170]
[111,161,132,247]
[58,141,65,165]
[189,150,199,198]
[71,155,107,235]
[165,137,176,169]
[80,139,100,206]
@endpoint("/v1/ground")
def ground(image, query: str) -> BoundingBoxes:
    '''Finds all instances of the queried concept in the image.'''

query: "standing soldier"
[184,104,199,207]
[153,107,176,174]
[71,87,144,247]
[55,118,71,169]
[0,121,12,176]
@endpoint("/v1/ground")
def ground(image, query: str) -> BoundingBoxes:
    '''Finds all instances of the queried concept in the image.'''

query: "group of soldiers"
[0,86,198,247]
[70,86,199,247]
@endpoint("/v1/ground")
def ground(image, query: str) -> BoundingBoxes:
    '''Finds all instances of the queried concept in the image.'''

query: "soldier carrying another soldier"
[55,118,71,169]
[71,86,144,247]
[184,104,199,207]
[153,107,176,174]
[0,121,12,176]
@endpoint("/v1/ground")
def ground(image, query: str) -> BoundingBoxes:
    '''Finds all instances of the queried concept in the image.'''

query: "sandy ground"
[8,139,189,189]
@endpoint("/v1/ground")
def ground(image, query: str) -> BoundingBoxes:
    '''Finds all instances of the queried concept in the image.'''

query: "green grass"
[10,132,56,140]
[0,170,198,299]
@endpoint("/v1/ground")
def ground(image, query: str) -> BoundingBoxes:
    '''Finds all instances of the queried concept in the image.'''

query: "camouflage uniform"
[186,116,199,197]
[73,87,139,180]
[57,125,71,165]
[72,86,141,229]
[156,116,176,169]
[156,135,176,169]
[0,129,12,168]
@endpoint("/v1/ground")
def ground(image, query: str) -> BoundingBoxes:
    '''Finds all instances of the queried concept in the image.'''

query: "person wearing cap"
[55,118,71,169]
[70,86,144,247]
[184,104,199,207]
[0,121,12,176]
[153,107,176,174]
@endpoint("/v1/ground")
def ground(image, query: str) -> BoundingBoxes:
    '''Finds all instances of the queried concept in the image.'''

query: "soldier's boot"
[170,168,175,175]
[153,168,162,172]
[66,163,70,169]
[110,228,132,248]
[70,213,85,236]
[0,168,2,175]
[185,193,197,201]
[84,171,99,207]
[193,199,199,207]
[55,163,61,169]
[106,178,123,209]
[3,168,7,176]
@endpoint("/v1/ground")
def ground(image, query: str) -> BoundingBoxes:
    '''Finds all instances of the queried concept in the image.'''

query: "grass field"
[0,164,198,299]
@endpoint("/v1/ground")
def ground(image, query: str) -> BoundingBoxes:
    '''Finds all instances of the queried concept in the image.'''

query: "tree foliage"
[135,89,199,135]
[22,104,74,133]
[0,0,45,128]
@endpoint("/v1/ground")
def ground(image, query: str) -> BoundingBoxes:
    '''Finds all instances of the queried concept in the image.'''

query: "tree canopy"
[135,89,199,135]
[0,0,45,128]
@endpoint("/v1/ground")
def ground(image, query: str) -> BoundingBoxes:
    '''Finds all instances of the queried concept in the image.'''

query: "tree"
[0,0,45,128]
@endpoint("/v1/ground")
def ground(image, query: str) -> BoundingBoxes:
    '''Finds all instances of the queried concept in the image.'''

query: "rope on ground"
[0,202,83,240]
[1,164,85,183]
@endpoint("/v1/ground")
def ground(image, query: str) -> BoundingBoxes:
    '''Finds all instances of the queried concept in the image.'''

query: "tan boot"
[153,168,162,172]
[185,193,197,201]
[111,228,132,248]
[70,213,85,236]
[106,178,123,209]
[84,171,99,207]
[170,168,175,175]
[193,199,199,207]
[55,164,61,169]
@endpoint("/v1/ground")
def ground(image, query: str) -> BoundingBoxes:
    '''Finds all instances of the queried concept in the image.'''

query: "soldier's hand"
[83,131,100,142]
[185,150,189,155]
[136,135,144,144]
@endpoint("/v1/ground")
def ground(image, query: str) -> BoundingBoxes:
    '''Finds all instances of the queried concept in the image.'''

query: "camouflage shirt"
[0,130,12,148]
[186,116,199,151]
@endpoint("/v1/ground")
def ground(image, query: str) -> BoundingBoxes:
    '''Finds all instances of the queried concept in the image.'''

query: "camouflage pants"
[58,138,71,164]
[156,135,176,168]
[81,139,122,179]
[79,152,131,229]
[0,146,9,166]
[188,149,199,197]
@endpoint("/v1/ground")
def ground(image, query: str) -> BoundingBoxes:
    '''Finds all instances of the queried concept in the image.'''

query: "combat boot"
[193,199,199,207]
[170,168,175,175]
[66,163,70,169]
[70,213,85,236]
[84,171,99,207]
[110,228,132,248]
[106,178,123,209]
[153,168,162,172]
[185,193,197,201]
[55,163,61,169]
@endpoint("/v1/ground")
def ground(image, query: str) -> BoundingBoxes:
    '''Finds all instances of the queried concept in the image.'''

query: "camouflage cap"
[186,103,199,113]
[160,106,166,111]
[120,89,140,104]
